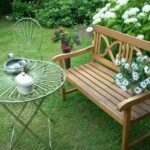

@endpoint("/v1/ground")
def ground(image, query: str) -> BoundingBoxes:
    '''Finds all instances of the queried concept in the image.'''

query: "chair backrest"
[92,25,150,72]
[13,18,43,59]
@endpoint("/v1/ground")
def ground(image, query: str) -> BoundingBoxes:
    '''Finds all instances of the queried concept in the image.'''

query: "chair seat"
[66,62,150,125]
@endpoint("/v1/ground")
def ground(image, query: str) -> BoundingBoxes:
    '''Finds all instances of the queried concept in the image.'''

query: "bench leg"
[122,108,131,150]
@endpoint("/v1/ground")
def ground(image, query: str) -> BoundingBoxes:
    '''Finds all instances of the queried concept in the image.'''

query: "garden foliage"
[88,0,150,41]
[12,0,106,28]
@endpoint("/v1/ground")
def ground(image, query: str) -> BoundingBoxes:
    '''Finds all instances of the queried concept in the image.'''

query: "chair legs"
[122,109,131,150]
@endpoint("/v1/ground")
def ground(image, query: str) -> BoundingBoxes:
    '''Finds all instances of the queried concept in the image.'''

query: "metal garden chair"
[13,17,43,59]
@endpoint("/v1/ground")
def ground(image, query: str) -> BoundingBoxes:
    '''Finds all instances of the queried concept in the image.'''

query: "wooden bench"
[52,25,150,150]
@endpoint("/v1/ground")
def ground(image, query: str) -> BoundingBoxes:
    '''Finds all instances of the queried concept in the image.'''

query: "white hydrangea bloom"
[122,13,129,19]
[105,11,116,19]
[136,23,141,27]
[105,3,111,9]
[86,27,93,32]
[136,35,144,40]
[93,13,101,20]
[133,87,142,94]
[93,18,101,25]
[124,18,138,24]
[128,8,140,16]
[138,12,146,18]
[116,0,129,6]
[99,7,108,14]
[142,5,150,13]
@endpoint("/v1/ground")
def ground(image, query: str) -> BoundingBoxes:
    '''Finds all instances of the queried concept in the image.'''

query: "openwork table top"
[0,60,66,103]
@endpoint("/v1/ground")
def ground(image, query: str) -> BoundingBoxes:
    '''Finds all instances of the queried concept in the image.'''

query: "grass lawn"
[0,19,150,150]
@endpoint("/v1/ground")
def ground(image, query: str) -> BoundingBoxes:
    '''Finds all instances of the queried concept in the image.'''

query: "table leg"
[1,100,52,150]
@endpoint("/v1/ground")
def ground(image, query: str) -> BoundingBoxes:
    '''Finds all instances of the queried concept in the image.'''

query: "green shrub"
[88,0,150,41]
[12,0,107,28]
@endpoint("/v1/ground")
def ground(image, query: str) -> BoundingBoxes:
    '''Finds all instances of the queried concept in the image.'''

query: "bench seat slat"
[67,69,125,124]
[79,64,149,116]
[67,63,150,124]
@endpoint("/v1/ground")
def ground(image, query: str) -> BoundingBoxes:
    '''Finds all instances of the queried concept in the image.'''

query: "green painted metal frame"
[0,60,66,149]
[13,18,44,59]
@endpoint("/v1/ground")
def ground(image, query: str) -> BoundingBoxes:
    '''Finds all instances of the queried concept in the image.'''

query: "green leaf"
[142,23,150,32]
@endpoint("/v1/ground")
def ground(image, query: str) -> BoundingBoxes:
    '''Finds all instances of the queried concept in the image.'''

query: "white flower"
[86,27,93,32]
[110,5,121,12]
[122,79,129,86]
[121,58,126,64]
[136,52,142,57]
[116,0,129,6]
[142,5,150,13]
[114,59,121,66]
[105,11,116,19]
[131,63,138,70]
[133,87,142,94]
[125,63,130,69]
[136,35,144,40]
[105,3,111,9]
[114,5,121,10]
[144,66,150,75]
[132,72,139,81]
[136,23,141,27]
[116,73,123,80]
[99,7,108,14]
[122,13,129,19]
[92,18,101,25]
[140,81,147,89]
[120,85,127,91]
[93,13,100,20]
[144,77,150,86]
[124,18,138,24]
[138,12,146,18]
[122,7,140,20]
[115,79,121,86]
[128,8,140,16]
[142,55,149,62]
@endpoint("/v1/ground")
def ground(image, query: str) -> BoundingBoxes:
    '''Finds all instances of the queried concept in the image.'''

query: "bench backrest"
[93,25,150,72]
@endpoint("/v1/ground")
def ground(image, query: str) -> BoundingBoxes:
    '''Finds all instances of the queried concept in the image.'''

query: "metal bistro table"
[0,60,66,150]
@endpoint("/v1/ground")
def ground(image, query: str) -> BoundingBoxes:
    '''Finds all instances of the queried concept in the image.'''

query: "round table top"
[0,60,66,103]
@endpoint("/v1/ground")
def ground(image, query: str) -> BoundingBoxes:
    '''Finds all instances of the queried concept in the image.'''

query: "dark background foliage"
[0,0,12,16]
[11,0,106,28]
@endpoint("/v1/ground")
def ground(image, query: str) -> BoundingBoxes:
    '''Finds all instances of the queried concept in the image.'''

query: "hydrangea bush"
[87,0,150,41]
[115,52,150,94]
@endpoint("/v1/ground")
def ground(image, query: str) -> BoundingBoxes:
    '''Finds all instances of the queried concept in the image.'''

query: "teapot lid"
[15,72,34,86]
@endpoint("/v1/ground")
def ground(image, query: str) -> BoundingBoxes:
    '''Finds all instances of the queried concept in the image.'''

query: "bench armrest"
[117,91,150,111]
[52,45,94,62]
